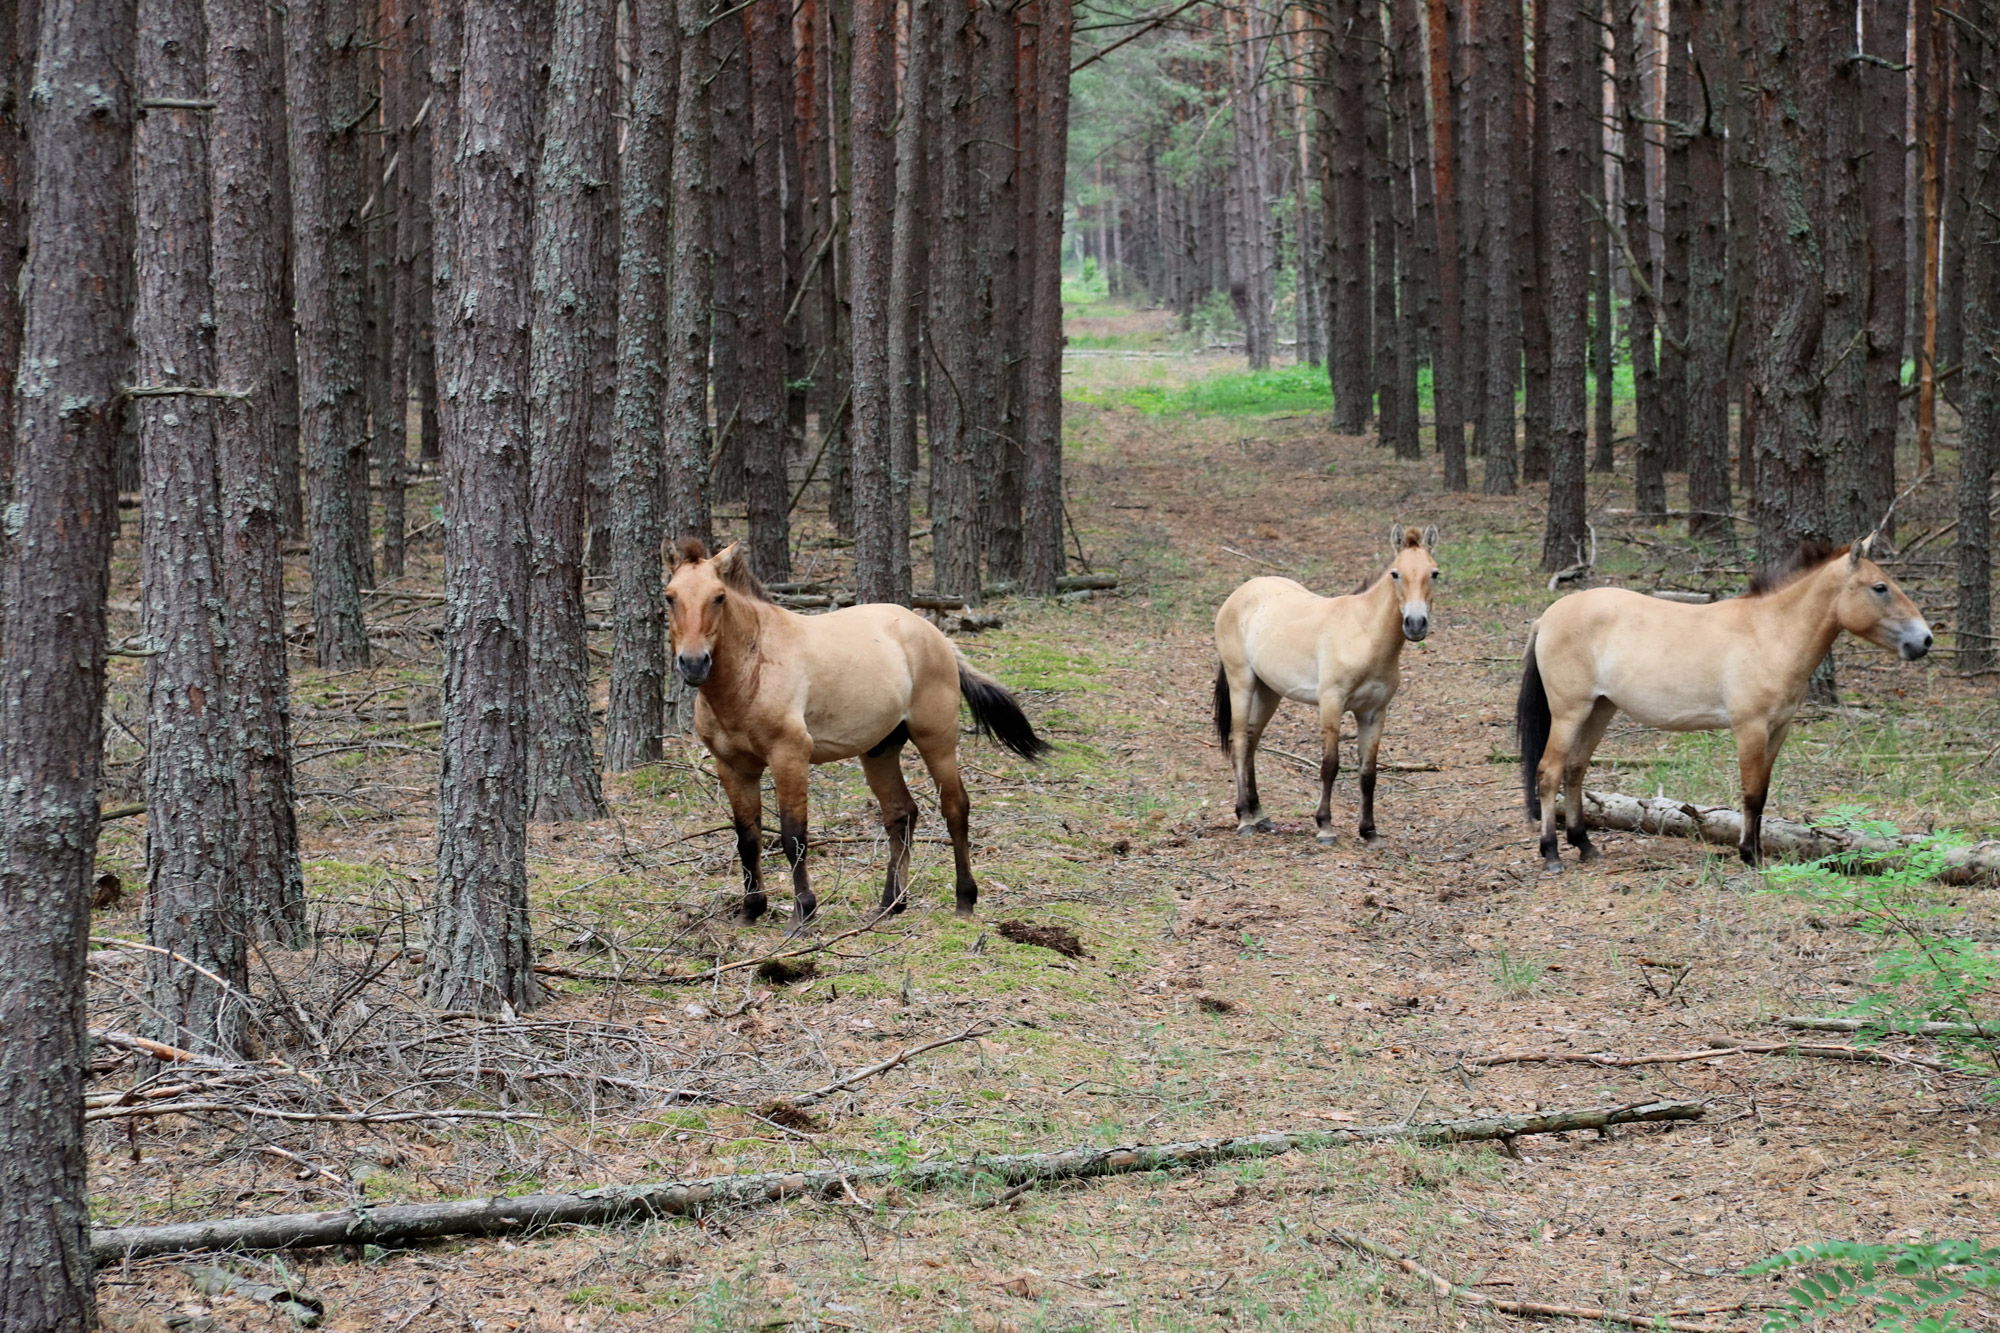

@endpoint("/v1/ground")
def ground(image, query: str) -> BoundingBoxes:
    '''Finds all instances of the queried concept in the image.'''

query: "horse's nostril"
[1926,634,1935,647]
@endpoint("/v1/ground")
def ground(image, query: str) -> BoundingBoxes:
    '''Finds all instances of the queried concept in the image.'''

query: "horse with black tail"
[667,539,1050,926]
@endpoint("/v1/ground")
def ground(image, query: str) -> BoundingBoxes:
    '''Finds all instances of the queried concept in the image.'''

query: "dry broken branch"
[1470,1040,1961,1074]
[88,1100,1702,1263]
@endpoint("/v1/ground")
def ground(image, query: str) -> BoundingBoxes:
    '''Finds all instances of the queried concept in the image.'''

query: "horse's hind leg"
[1732,720,1786,866]
[861,747,920,915]
[911,732,978,915]
[1231,672,1281,833]
[717,760,770,923]
[1535,703,1594,872]
[1562,699,1618,863]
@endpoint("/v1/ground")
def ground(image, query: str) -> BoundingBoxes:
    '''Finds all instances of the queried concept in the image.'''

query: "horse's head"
[1836,536,1932,660]
[665,538,760,686]
[1385,524,1441,642]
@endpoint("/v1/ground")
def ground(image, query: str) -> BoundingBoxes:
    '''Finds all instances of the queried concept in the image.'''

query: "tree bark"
[0,0,133,1324]
[210,0,307,943]
[849,0,902,602]
[928,0,982,599]
[0,0,30,506]
[1541,0,1590,570]
[381,0,420,581]
[1366,0,1406,454]
[428,0,541,1015]
[526,0,615,822]
[288,0,372,667]
[1325,0,1371,432]
[745,0,795,580]
[606,0,678,772]
[1385,0,1423,460]
[1657,0,1691,472]
[1957,0,1997,672]
[1747,0,1830,560]
[1939,17,1977,374]
[1480,0,1521,491]
[333,0,374,593]
[1456,0,1489,459]
[665,0,715,548]
[885,0,933,599]
[1859,0,1907,534]
[1590,6,1615,477]
[971,0,1018,569]
[1020,0,1071,593]
[1615,0,1664,520]
[1520,0,1552,484]
[708,29,750,506]
[1683,0,1732,541]
[1820,0,1869,546]
[1425,0,1469,487]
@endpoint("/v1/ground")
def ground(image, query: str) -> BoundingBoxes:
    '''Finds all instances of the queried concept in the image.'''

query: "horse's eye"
[1873,583,1889,595]
[712,593,726,606]
[1390,570,1400,581]
[1433,570,1444,581]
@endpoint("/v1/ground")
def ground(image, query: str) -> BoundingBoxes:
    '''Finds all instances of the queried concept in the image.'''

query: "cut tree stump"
[88,1100,1701,1263]
[1571,789,2000,884]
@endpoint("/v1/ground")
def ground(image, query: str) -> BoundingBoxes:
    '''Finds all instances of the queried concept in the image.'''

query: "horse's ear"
[1389,523,1404,554]
[712,541,742,577]
[1850,533,1874,566]
[1421,524,1439,551]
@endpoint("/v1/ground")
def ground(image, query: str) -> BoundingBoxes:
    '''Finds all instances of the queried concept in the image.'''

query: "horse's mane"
[674,536,770,602]
[1745,538,1849,597]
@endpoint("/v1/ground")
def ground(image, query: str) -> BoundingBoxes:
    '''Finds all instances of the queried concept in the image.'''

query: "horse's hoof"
[1237,818,1273,835]
[1358,830,1379,846]
[1315,830,1337,846]
[954,905,977,919]
[1541,858,1563,875]
[882,895,908,917]
[1577,845,1601,864]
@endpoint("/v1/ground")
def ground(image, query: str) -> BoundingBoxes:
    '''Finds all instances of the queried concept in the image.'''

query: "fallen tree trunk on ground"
[1573,790,2000,885]
[89,1100,1701,1263]
[1777,1016,2000,1039]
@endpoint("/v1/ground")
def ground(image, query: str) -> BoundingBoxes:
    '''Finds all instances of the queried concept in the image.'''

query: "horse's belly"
[1615,692,1730,732]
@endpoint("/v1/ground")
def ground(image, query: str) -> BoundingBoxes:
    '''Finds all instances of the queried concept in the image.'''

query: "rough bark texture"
[138,0,249,1058]
[1615,0,1664,520]
[708,30,749,506]
[427,0,541,1015]
[664,0,715,548]
[287,0,372,667]
[1683,0,1733,541]
[1540,0,1590,570]
[885,0,933,600]
[0,0,28,505]
[1425,0,1468,488]
[848,0,900,602]
[1940,18,1977,372]
[1479,0,1520,492]
[332,0,373,593]
[1747,0,1830,560]
[605,0,677,771]
[1520,0,1551,485]
[745,0,794,580]
[1365,0,1407,455]
[1859,0,1906,536]
[973,0,1020,567]
[928,0,982,599]
[379,0,417,581]
[1656,0,1691,472]
[526,0,614,823]
[0,0,132,1322]
[1589,6,1615,477]
[210,0,307,942]
[1957,0,1998,673]
[1820,0,1869,548]
[1385,0,1424,460]
[1020,0,1071,593]
[1325,0,1371,433]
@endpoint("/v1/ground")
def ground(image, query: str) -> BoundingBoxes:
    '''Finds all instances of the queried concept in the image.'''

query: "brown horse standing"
[1518,537,1932,872]
[665,539,1049,925]
[1212,526,1441,844]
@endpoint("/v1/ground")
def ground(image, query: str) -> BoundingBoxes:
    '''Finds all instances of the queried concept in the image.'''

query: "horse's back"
[1216,576,1344,703]
[1536,588,1743,729]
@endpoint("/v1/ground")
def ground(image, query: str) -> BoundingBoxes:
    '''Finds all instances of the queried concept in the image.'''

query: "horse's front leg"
[1314,692,1348,845]
[1732,721,1785,867]
[1353,707,1386,843]
[717,760,769,923]
[770,742,817,929]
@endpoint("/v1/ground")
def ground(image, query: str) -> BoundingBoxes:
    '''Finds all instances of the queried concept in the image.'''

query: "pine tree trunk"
[1590,6,1616,477]
[973,0,1019,570]
[211,0,307,943]
[408,0,440,475]
[665,0,715,547]
[1541,0,1590,569]
[1657,0,1691,472]
[708,32,750,507]
[0,3,28,505]
[269,0,307,536]
[1325,0,1371,431]
[1616,0,1664,520]
[427,0,541,1015]
[928,0,982,599]
[0,2,132,1324]
[1747,0,1831,560]
[823,0,857,537]
[1425,0,1469,487]
[1480,0,1521,492]
[987,0,1031,581]
[606,0,677,772]
[1520,0,1553,485]
[382,0,419,581]
[885,0,933,600]
[366,1,401,584]
[526,0,615,823]
[1385,0,1423,460]
[288,0,372,667]
[137,0,248,1057]
[1684,0,1733,541]
[849,0,901,602]
[333,0,374,592]
[1020,0,1070,593]
[1821,0,1870,544]
[1939,21,1977,373]
[1860,0,1907,532]
[1365,0,1403,452]
[1956,0,1996,672]
[1457,0,1490,456]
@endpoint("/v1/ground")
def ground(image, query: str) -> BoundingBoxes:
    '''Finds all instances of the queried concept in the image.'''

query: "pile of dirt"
[996,919,1089,958]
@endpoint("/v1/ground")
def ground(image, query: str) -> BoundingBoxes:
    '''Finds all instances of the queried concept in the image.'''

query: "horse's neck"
[1745,562,1844,683]
[705,604,770,702]
[1353,575,1405,670]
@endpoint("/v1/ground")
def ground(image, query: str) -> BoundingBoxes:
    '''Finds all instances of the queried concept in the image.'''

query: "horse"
[1516,536,1932,872]
[1212,525,1441,845]
[665,538,1050,926]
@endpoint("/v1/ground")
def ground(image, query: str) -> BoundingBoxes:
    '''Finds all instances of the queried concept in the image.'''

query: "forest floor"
[90,306,2000,1332]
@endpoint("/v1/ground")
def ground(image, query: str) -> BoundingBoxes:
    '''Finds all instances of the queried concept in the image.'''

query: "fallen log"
[88,1100,1701,1263]
[1572,789,2000,885]
[1776,1016,2000,1039]
[1470,1040,1959,1074]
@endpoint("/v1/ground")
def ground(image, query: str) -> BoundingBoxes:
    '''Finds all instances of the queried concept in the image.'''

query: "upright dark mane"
[673,535,770,602]
[1746,539,1848,597]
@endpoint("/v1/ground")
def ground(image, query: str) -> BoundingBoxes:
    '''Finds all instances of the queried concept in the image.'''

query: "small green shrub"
[1745,1237,2000,1332]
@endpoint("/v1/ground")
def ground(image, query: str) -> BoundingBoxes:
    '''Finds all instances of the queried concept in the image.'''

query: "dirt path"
[92,368,2000,1332]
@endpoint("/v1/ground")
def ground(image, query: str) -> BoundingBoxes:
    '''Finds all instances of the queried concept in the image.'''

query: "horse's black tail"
[958,661,1052,760]
[1213,665,1231,748]
[1516,630,1550,821]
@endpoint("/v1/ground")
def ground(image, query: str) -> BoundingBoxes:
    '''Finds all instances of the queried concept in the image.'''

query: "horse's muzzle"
[1402,612,1429,642]
[1900,628,1934,661]
[676,651,713,685]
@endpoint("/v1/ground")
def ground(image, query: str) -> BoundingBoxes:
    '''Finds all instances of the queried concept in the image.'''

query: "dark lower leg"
[1235,745,1263,828]
[1358,768,1378,841]
[1565,769,1597,860]
[1740,789,1765,865]
[1538,765,1563,869]
[880,807,915,913]
[735,819,767,922]
[942,785,976,915]
[780,810,814,924]
[1315,753,1339,842]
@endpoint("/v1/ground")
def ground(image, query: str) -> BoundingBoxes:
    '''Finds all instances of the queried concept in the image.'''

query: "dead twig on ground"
[791,1022,995,1107]
[1469,1040,1961,1074]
